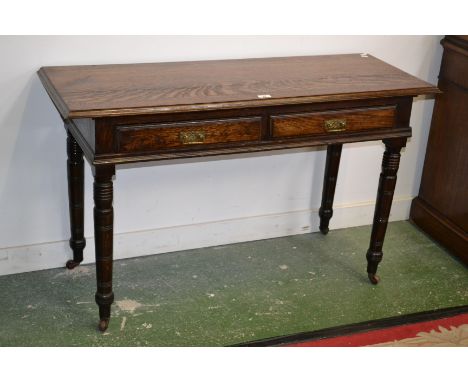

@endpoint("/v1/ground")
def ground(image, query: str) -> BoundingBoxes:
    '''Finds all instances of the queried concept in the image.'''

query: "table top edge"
[64,87,438,119]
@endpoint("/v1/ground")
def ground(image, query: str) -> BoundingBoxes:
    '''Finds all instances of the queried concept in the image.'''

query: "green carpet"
[0,221,466,346]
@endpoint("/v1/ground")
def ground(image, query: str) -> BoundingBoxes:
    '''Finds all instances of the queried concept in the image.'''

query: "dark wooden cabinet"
[410,36,468,264]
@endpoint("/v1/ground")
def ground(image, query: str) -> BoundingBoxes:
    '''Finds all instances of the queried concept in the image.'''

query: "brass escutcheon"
[180,131,205,144]
[324,119,347,132]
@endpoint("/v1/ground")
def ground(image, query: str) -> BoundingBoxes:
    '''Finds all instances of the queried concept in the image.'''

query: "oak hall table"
[38,54,439,331]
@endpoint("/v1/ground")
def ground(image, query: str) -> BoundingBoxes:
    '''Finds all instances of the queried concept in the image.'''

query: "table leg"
[93,165,115,331]
[66,130,86,269]
[366,138,407,284]
[319,144,343,234]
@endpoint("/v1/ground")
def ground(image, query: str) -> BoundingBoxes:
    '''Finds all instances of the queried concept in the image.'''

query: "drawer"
[270,106,396,138]
[116,117,262,153]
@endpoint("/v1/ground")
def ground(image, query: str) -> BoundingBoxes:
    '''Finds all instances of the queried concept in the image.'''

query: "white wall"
[0,36,443,275]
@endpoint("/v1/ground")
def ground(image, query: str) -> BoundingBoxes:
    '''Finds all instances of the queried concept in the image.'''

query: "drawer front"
[116,117,262,153]
[271,106,396,138]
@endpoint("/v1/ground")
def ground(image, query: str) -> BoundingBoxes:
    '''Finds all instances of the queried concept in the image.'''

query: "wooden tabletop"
[38,54,439,119]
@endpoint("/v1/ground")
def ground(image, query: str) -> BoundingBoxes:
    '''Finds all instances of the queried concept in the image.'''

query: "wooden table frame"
[38,54,438,331]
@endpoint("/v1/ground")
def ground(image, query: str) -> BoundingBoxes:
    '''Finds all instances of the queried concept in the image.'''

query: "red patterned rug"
[237,306,468,347]
[287,313,468,347]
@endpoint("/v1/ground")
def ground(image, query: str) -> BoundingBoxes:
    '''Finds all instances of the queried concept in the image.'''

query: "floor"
[0,221,467,346]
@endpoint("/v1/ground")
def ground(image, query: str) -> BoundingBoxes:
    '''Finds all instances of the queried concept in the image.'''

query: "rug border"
[233,304,468,347]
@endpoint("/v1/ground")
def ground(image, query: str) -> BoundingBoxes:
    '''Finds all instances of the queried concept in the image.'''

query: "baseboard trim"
[410,197,468,263]
[0,197,413,276]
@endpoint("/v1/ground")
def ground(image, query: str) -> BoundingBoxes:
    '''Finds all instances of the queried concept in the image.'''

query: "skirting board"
[0,197,412,276]
[410,197,468,263]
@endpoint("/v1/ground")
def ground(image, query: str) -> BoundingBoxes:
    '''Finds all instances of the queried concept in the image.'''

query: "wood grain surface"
[38,54,439,118]
[271,106,396,138]
[116,117,262,153]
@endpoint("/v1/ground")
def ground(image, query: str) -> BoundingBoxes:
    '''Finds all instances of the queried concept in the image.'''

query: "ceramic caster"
[368,273,380,285]
[66,260,81,270]
[320,227,329,235]
[98,319,109,332]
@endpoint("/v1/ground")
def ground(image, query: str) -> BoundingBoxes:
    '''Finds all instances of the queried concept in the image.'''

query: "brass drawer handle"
[180,131,205,144]
[324,119,347,132]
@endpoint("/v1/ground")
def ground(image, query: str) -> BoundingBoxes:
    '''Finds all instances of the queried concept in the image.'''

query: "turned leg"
[93,165,115,331]
[319,144,343,234]
[66,130,86,269]
[366,138,406,284]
